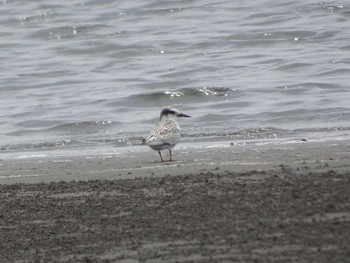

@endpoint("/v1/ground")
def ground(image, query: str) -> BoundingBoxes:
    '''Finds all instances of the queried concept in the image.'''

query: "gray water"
[1,0,350,154]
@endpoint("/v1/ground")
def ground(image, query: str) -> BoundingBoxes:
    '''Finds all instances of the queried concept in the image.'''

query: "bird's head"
[159,108,191,121]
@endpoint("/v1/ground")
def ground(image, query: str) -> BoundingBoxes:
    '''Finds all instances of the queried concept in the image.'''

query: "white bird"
[142,108,191,162]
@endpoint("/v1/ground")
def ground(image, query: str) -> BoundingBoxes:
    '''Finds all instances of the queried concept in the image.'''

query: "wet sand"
[1,139,350,262]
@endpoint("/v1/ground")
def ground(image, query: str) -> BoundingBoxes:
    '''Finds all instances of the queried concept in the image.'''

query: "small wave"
[43,120,118,136]
[340,44,350,50]
[18,12,62,25]
[27,24,110,40]
[293,126,350,133]
[120,87,236,107]
[0,135,145,151]
[6,121,116,137]
[315,2,346,14]
[48,120,113,131]
[313,68,350,77]
[165,86,234,98]
[0,140,73,151]
[273,63,313,72]
[163,86,234,98]
[0,128,283,151]
[184,127,284,140]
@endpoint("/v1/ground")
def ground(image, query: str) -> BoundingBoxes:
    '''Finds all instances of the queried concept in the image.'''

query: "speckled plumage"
[143,108,190,162]
[145,119,181,151]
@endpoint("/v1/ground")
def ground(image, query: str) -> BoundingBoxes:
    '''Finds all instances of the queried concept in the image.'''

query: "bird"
[142,108,191,162]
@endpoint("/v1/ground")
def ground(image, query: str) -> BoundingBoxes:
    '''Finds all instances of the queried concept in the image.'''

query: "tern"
[142,108,191,162]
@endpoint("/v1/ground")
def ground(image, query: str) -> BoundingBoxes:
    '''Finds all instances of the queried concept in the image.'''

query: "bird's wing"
[161,132,180,146]
[146,139,170,146]
[145,121,180,146]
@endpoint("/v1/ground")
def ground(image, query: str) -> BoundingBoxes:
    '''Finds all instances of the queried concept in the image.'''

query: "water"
[1,0,350,155]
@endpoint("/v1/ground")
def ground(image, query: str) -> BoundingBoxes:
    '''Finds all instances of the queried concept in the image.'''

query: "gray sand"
[1,139,350,184]
[0,139,350,262]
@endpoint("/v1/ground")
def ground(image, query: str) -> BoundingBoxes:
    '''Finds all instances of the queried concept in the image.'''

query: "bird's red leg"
[158,151,165,162]
[169,150,175,162]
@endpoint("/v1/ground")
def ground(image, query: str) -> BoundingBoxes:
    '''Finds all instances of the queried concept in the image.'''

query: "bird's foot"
[160,159,176,163]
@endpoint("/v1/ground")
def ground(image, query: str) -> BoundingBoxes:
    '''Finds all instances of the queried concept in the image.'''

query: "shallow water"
[1,0,350,153]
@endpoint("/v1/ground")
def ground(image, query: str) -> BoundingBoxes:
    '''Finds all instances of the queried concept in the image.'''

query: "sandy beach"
[1,139,350,262]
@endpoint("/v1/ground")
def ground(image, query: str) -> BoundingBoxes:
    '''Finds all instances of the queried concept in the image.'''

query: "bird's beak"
[177,113,191,118]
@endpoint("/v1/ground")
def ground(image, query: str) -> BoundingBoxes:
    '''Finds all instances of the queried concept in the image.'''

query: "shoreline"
[1,138,350,184]
[0,140,350,184]
[0,139,349,262]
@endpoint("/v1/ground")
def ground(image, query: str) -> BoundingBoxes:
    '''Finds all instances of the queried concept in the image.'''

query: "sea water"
[1,0,350,155]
